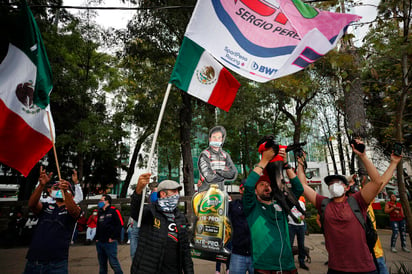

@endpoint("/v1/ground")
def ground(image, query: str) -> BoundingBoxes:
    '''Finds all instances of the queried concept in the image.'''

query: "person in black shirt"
[229,182,253,273]
[95,194,124,274]
[24,166,80,274]
[130,173,194,274]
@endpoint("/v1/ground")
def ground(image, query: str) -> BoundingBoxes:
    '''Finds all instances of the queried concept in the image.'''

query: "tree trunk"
[396,36,412,246]
[321,114,338,173]
[180,93,195,198]
[336,112,346,175]
[120,128,153,198]
[78,155,84,191]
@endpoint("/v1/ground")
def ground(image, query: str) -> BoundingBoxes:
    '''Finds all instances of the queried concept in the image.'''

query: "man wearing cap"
[243,146,304,274]
[300,139,383,273]
[24,166,81,273]
[130,173,194,274]
[346,152,403,274]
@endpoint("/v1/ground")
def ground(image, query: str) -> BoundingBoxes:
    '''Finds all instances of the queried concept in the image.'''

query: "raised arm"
[252,148,276,175]
[297,153,317,206]
[72,169,84,204]
[28,166,52,214]
[378,153,402,193]
[279,148,303,197]
[354,139,383,204]
[130,173,151,221]
[59,179,81,219]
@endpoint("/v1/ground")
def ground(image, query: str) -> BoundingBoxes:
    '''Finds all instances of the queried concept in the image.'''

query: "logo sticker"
[153,217,161,229]
[199,194,223,214]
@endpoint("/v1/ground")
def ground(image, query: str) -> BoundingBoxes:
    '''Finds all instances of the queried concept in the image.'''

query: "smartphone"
[350,139,365,153]
[394,142,403,156]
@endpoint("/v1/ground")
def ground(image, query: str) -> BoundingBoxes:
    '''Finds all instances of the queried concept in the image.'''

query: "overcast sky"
[64,0,135,29]
[64,0,379,40]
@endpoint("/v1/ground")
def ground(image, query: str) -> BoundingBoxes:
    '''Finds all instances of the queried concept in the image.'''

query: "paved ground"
[0,229,411,273]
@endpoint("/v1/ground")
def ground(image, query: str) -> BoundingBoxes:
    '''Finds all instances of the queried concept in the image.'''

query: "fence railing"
[0,193,242,232]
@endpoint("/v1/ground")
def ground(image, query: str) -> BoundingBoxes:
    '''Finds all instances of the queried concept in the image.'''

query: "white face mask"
[51,189,63,199]
[209,141,222,148]
[329,183,345,198]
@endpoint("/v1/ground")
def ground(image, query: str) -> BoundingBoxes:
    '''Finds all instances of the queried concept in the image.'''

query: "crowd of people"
[3,129,411,274]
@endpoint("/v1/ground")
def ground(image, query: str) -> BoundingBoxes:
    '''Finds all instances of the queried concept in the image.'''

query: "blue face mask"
[98,201,105,209]
[51,190,63,199]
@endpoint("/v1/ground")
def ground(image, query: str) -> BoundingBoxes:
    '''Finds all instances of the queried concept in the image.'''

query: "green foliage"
[46,14,126,190]
[360,1,412,153]
[306,216,322,234]
[305,203,322,234]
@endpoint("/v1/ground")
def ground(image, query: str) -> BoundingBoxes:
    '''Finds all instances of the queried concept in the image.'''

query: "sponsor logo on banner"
[251,61,277,76]
[223,46,248,67]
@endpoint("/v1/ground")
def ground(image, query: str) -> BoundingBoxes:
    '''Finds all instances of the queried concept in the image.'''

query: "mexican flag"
[169,37,240,112]
[0,1,54,177]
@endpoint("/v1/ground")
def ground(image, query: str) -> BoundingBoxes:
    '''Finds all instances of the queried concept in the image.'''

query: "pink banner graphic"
[184,0,361,82]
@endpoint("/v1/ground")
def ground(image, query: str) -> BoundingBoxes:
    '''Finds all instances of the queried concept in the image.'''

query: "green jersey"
[243,171,303,271]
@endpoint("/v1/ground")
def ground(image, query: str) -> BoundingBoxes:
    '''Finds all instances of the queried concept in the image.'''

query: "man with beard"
[243,146,304,273]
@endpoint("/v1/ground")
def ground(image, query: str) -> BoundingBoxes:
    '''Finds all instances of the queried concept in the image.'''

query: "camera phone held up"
[393,142,403,156]
[350,139,365,153]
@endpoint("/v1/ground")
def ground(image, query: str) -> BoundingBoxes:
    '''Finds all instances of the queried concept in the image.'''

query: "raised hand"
[39,166,53,186]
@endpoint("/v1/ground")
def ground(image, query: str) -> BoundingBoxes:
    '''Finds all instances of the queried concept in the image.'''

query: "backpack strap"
[347,196,366,230]
[347,197,380,273]
[320,198,331,233]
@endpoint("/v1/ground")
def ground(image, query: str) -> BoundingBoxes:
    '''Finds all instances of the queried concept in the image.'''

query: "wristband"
[283,163,292,170]
[255,164,265,170]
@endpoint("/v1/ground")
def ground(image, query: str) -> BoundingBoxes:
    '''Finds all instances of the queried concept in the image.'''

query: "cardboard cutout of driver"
[197,126,238,191]
[191,126,237,261]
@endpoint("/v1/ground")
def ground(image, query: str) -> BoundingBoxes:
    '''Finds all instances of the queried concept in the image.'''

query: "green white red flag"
[0,1,54,177]
[169,37,241,112]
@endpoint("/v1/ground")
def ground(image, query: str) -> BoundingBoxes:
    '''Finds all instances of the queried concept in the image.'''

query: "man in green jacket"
[243,146,304,274]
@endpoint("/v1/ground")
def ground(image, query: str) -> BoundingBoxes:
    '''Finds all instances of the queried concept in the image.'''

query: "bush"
[306,216,322,234]
[304,203,322,234]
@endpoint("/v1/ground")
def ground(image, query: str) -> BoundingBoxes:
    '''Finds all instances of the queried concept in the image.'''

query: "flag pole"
[137,83,172,227]
[47,110,65,200]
